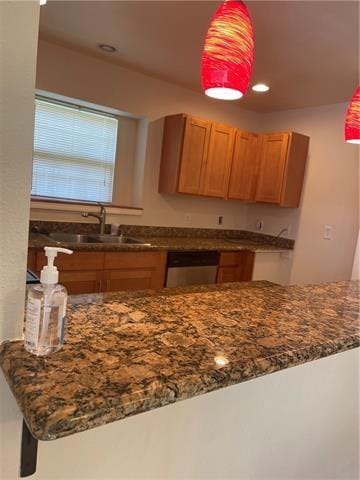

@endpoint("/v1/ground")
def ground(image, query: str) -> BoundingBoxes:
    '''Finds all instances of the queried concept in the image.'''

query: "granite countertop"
[1,280,358,441]
[28,233,291,253]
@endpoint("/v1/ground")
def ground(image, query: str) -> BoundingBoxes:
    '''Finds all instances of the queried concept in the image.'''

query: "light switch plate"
[184,213,192,225]
[324,225,332,240]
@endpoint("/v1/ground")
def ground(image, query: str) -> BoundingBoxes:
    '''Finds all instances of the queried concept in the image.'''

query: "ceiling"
[39,1,359,113]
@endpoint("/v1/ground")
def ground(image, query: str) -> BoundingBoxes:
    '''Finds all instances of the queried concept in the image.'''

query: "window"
[32,97,118,203]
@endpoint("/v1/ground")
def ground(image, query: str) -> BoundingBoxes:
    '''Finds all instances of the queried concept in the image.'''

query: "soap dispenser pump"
[25,246,73,356]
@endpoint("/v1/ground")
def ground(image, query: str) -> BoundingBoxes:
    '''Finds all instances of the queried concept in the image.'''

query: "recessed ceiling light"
[98,44,117,53]
[252,83,270,93]
[39,0,47,5]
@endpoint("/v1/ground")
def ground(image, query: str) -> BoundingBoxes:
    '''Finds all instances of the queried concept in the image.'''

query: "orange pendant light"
[345,86,360,144]
[201,0,254,100]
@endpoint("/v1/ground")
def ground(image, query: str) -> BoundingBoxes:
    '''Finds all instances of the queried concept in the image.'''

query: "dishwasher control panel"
[167,251,219,268]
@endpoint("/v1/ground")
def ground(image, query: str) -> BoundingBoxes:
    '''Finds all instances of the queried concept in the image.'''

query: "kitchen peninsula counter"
[1,280,358,442]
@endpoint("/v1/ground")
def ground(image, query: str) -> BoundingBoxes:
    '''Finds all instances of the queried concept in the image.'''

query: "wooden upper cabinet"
[201,122,235,198]
[158,114,210,195]
[158,114,234,198]
[159,114,309,208]
[227,131,259,201]
[255,132,309,207]
[178,116,211,195]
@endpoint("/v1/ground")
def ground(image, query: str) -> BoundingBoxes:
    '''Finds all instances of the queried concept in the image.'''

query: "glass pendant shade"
[345,86,360,144]
[201,0,254,101]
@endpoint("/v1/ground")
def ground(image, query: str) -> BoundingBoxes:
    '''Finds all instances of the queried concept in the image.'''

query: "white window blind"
[32,97,118,203]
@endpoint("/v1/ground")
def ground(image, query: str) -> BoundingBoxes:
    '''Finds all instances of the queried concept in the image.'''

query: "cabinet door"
[227,131,259,201]
[36,251,105,295]
[255,133,290,204]
[217,266,239,283]
[217,251,255,283]
[201,122,235,198]
[59,271,103,295]
[103,269,160,292]
[103,252,166,292]
[178,116,211,195]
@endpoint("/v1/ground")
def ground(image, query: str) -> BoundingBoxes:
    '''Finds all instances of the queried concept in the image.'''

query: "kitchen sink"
[46,233,98,243]
[91,234,151,245]
[45,232,151,246]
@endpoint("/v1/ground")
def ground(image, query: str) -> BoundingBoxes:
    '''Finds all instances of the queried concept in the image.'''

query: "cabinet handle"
[106,279,110,291]
[97,279,102,292]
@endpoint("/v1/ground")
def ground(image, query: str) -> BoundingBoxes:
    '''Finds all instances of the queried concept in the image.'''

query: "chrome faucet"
[81,205,106,234]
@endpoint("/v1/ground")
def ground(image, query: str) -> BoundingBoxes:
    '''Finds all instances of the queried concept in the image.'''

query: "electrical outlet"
[324,225,332,240]
[218,215,223,225]
[255,219,264,231]
[184,213,192,225]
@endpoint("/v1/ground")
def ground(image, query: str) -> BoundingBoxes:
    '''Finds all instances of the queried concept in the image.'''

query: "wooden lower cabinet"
[103,251,166,292]
[59,270,103,295]
[32,250,167,295]
[217,251,255,283]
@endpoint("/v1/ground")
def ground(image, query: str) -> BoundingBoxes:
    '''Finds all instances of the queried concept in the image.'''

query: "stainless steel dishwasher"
[165,251,219,287]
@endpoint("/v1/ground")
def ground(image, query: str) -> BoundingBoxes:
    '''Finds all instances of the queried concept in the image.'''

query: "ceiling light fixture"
[39,0,47,5]
[98,44,117,53]
[345,86,360,144]
[252,83,270,93]
[201,0,254,101]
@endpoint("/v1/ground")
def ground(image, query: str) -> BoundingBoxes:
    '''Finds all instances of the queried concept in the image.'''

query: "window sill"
[30,197,143,216]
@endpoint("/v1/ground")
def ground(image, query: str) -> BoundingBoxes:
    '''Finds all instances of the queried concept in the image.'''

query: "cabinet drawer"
[104,251,164,269]
[37,251,104,271]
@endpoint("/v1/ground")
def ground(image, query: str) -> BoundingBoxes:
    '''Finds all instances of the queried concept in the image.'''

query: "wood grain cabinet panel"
[227,131,259,201]
[255,132,309,207]
[27,249,37,271]
[36,251,104,272]
[35,251,105,295]
[59,270,103,295]
[178,116,211,195]
[217,266,239,283]
[200,122,235,198]
[159,114,309,208]
[104,251,166,291]
[33,250,167,294]
[103,269,157,292]
[217,251,255,283]
[158,114,211,196]
[159,114,235,199]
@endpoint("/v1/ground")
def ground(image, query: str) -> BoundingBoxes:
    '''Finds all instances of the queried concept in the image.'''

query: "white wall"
[247,103,359,284]
[34,39,261,230]
[0,2,40,479]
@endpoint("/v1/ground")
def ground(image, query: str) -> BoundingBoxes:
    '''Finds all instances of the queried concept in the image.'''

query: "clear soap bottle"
[25,246,73,356]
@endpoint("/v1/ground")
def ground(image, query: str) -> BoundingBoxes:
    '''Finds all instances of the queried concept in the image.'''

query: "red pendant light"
[201,0,254,101]
[345,86,360,144]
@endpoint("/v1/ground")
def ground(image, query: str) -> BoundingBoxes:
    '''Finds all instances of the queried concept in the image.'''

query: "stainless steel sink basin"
[91,234,151,245]
[46,233,99,243]
[46,232,151,246]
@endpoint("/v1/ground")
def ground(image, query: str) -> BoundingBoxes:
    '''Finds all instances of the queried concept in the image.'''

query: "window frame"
[32,94,119,204]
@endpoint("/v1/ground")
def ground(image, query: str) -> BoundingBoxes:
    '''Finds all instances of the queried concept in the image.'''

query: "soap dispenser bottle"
[25,246,73,356]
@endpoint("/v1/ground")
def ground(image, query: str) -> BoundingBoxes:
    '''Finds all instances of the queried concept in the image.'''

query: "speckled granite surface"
[28,221,294,252]
[1,280,358,441]
[28,234,291,253]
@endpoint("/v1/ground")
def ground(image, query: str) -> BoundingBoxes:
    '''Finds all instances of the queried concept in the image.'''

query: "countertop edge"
[12,334,360,442]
